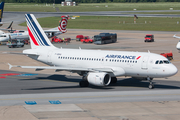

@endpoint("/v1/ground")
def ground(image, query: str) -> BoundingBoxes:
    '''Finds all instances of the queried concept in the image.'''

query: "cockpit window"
[155,60,171,64]
[163,60,170,64]
[159,61,163,64]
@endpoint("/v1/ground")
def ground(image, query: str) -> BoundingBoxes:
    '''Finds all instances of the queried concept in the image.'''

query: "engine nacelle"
[87,72,111,86]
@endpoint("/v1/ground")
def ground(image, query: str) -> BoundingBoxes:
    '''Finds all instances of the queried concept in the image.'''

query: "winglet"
[173,34,176,38]
[8,63,13,69]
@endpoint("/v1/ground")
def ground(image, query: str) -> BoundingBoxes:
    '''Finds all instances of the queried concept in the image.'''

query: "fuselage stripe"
[25,15,44,46]
[27,27,39,46]
[26,14,49,46]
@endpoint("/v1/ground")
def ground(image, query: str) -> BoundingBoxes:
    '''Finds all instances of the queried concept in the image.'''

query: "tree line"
[1,0,180,3]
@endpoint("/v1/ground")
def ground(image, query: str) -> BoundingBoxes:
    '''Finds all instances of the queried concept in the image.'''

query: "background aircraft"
[9,14,178,89]
[173,34,180,51]
[0,2,4,27]
[0,15,69,42]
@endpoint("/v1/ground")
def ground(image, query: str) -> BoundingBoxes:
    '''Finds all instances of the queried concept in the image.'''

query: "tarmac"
[0,28,180,120]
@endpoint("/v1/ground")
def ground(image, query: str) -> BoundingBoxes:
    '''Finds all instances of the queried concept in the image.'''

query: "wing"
[8,63,113,72]
[173,34,180,39]
[44,27,62,33]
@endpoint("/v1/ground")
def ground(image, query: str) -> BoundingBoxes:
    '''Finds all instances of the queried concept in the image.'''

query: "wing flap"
[8,63,113,72]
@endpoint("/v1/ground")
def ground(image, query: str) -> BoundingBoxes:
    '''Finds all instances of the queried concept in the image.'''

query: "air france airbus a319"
[9,14,178,89]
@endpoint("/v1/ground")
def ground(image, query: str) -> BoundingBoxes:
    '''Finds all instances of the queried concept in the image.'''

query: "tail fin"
[58,15,69,33]
[25,14,55,49]
[0,2,4,25]
[7,21,13,29]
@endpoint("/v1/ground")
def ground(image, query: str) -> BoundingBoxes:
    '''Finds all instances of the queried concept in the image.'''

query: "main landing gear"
[79,76,89,87]
[147,77,154,89]
[111,77,117,84]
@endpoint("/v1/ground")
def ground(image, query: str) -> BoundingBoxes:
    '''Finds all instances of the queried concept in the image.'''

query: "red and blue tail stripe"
[25,14,50,46]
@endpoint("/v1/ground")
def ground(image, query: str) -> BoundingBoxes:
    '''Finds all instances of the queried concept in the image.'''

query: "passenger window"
[122,60,124,62]
[106,59,108,61]
[135,61,137,63]
[117,60,119,62]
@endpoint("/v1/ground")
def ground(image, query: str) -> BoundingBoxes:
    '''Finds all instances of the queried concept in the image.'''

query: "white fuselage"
[0,31,29,42]
[176,41,180,50]
[23,47,178,78]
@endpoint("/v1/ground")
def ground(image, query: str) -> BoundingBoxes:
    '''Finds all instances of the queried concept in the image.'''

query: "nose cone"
[166,65,178,76]
[176,41,180,50]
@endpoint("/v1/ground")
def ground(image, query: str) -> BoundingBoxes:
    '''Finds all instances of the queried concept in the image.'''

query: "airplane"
[0,15,69,42]
[8,14,178,89]
[0,2,4,27]
[173,34,180,51]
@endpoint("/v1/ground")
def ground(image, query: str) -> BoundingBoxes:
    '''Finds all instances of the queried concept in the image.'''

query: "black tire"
[79,80,89,87]
[111,77,117,84]
[149,84,154,89]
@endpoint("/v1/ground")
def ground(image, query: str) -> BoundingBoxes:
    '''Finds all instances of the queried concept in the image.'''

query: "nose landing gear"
[147,77,154,89]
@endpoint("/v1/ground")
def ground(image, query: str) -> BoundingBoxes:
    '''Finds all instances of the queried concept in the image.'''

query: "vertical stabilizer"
[58,15,69,33]
[25,14,55,49]
[0,2,4,26]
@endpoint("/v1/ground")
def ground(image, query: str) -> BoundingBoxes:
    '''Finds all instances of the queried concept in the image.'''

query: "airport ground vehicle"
[63,38,71,43]
[93,33,117,45]
[144,34,154,42]
[80,36,93,43]
[160,52,173,60]
[76,35,93,43]
[76,35,83,41]
[23,39,30,45]
[7,39,24,48]
[51,36,71,43]
[51,36,63,43]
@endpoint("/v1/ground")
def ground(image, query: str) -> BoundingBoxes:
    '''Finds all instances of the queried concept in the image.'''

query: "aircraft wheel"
[149,84,154,89]
[111,77,117,84]
[79,80,89,87]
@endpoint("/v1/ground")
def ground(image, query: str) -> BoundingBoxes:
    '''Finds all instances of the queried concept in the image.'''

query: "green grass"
[19,16,180,31]
[58,3,180,12]
[3,3,180,12]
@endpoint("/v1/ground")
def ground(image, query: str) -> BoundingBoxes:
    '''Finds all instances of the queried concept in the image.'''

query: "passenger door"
[141,56,149,70]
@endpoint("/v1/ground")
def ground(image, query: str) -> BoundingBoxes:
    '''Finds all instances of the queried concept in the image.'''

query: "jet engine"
[87,72,111,86]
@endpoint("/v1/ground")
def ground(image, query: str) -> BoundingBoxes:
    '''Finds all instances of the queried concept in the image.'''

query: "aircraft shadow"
[110,78,180,89]
[20,75,180,90]
[21,74,113,90]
